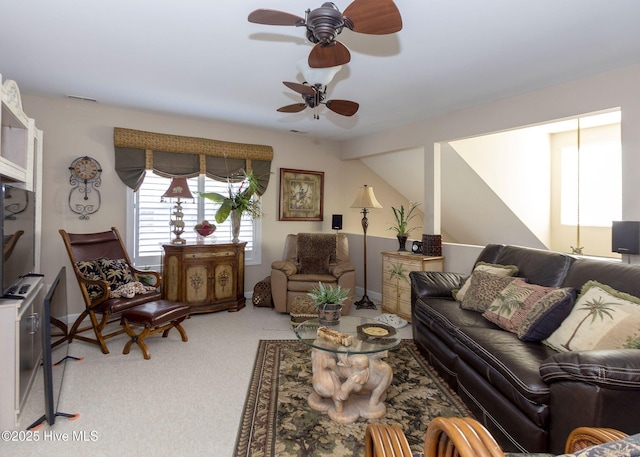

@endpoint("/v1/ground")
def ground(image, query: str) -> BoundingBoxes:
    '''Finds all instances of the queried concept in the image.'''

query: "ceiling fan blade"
[283,81,316,96]
[277,103,307,113]
[308,41,351,68]
[343,0,403,34]
[248,9,305,26]
[325,100,359,117]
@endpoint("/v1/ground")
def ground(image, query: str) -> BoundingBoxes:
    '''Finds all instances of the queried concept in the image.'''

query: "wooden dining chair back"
[59,227,162,354]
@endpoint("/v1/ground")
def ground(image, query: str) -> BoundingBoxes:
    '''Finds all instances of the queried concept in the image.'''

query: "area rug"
[234,339,472,457]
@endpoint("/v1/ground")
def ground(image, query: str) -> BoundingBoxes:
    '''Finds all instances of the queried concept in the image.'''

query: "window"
[560,141,622,227]
[126,172,261,269]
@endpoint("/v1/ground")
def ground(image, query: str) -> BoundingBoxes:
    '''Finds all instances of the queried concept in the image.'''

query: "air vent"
[66,95,98,103]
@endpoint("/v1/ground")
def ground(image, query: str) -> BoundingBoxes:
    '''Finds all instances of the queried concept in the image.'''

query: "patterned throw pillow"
[75,260,106,300]
[544,280,640,352]
[482,278,576,340]
[460,271,519,312]
[110,281,156,298]
[96,258,136,290]
[453,262,519,302]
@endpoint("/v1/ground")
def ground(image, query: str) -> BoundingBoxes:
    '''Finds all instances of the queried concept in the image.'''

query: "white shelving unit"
[0,74,44,430]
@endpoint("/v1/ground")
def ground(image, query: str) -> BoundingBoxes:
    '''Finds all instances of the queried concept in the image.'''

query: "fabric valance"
[113,127,273,193]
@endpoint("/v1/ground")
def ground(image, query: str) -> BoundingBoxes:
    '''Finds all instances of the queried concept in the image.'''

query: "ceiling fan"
[277,81,359,119]
[248,0,402,68]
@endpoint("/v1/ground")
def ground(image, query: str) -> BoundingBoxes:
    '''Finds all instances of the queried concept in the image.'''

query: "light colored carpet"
[5,304,410,456]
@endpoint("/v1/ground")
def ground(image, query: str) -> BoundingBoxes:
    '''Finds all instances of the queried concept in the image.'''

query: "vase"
[397,234,408,251]
[231,209,242,244]
[318,304,342,326]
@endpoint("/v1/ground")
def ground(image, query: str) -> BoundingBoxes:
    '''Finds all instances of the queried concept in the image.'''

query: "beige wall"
[24,62,640,315]
[22,95,410,314]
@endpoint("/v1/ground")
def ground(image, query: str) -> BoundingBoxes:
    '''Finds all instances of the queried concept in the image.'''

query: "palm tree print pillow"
[482,278,575,339]
[544,280,640,352]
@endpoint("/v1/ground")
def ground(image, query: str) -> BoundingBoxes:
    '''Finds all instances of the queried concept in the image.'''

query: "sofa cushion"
[494,245,575,287]
[482,278,576,340]
[561,257,640,298]
[545,280,640,352]
[410,271,466,300]
[455,326,556,423]
[414,297,499,336]
[454,262,519,302]
[461,271,519,312]
[297,233,335,274]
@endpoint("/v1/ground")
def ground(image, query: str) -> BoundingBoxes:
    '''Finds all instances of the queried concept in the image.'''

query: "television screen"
[43,267,69,426]
[1,183,36,294]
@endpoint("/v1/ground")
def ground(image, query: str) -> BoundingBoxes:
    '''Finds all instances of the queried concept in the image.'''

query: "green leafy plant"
[200,169,261,224]
[388,202,421,235]
[307,282,350,310]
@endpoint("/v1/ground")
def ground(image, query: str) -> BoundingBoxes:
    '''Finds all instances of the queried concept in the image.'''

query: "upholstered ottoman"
[120,300,190,360]
[289,295,317,327]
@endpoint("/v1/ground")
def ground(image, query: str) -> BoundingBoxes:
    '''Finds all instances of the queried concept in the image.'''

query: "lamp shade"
[162,177,193,200]
[297,59,342,86]
[350,185,382,209]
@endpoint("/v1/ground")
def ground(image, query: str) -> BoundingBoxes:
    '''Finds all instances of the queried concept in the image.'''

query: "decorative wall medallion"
[68,156,102,219]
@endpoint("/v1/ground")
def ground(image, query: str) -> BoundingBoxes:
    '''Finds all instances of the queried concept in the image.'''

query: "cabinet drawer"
[382,282,411,303]
[185,251,234,260]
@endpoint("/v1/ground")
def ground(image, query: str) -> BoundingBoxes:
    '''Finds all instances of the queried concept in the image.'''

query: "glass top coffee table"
[294,316,402,424]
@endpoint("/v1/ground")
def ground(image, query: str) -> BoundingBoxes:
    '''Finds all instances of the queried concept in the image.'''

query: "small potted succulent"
[308,282,350,325]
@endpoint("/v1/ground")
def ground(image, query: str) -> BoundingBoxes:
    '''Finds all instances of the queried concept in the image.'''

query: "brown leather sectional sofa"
[410,244,640,453]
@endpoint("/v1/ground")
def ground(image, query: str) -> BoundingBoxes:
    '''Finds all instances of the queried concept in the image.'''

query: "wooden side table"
[162,242,246,314]
[381,251,444,322]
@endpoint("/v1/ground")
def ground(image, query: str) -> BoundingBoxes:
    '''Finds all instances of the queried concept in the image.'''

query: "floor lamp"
[351,184,382,309]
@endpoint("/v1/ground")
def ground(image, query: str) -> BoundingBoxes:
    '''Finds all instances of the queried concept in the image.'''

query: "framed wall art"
[279,168,324,221]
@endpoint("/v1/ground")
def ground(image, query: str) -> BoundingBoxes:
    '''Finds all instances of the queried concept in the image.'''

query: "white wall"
[450,127,551,245]
[341,64,640,260]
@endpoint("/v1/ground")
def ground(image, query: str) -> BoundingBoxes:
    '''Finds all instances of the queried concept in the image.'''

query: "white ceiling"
[2,1,640,141]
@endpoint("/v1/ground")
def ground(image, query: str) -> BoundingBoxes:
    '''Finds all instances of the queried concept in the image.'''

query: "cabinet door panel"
[164,255,180,301]
[214,263,235,300]
[185,264,210,303]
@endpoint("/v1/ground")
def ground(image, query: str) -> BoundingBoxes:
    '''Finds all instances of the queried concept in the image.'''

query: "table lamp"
[161,177,193,244]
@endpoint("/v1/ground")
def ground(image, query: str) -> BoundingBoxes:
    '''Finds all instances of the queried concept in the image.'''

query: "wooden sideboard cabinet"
[162,242,246,314]
[381,251,444,322]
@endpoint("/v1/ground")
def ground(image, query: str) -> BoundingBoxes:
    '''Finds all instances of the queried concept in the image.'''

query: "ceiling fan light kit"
[249,0,402,119]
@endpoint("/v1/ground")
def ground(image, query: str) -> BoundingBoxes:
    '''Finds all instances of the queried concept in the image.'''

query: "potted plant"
[200,169,261,243]
[307,282,350,325]
[388,202,421,251]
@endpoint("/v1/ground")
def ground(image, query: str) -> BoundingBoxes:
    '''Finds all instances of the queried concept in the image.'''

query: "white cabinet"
[0,276,45,430]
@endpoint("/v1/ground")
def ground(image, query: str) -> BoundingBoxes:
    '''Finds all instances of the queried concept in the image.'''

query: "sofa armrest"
[409,271,466,300]
[540,349,640,389]
[331,262,355,279]
[271,260,297,276]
